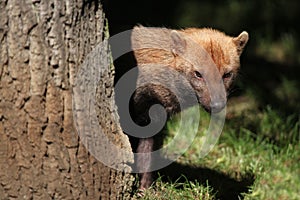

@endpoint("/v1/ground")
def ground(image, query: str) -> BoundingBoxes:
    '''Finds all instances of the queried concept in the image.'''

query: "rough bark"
[0,0,133,199]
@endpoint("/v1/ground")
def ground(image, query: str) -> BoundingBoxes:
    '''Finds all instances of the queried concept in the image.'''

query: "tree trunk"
[0,0,133,199]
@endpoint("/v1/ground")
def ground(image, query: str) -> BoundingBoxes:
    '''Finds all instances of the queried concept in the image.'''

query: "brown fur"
[130,25,249,190]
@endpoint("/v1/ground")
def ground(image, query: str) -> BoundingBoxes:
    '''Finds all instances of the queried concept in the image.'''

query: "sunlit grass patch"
[134,176,215,200]
[139,101,300,199]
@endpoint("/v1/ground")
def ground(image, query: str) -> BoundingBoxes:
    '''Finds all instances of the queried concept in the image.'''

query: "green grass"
[134,176,215,200]
[135,90,300,199]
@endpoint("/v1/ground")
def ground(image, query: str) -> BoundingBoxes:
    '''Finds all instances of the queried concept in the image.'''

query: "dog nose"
[210,101,226,113]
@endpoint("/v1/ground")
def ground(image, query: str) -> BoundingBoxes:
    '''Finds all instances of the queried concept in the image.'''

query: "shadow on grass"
[157,162,255,200]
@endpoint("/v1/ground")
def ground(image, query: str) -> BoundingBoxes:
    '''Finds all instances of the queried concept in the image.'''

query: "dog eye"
[223,72,233,79]
[194,71,203,79]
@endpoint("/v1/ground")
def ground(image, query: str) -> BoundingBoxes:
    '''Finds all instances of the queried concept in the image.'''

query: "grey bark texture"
[0,0,133,199]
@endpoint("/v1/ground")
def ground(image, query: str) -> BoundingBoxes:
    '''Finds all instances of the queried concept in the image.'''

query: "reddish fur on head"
[181,28,248,75]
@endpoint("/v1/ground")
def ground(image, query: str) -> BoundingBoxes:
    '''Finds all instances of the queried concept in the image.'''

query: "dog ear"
[170,30,187,56]
[233,31,249,55]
